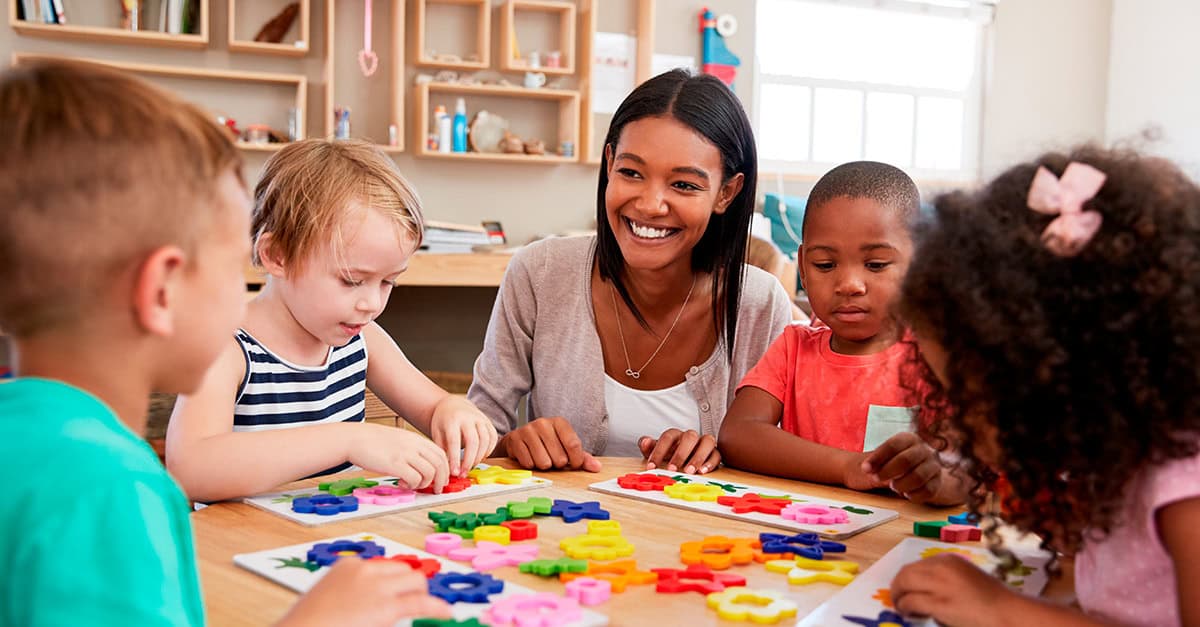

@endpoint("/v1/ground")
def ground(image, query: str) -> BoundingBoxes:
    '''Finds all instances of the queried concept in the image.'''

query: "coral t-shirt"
[737,324,917,452]
[1075,451,1200,626]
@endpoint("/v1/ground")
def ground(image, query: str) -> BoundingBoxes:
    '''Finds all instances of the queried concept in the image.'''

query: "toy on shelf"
[699,8,740,87]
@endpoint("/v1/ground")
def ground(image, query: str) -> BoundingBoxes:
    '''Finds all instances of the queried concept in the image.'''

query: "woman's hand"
[500,417,603,472]
[639,429,720,474]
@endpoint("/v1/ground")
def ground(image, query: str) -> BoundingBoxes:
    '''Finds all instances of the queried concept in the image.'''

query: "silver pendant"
[626,369,640,379]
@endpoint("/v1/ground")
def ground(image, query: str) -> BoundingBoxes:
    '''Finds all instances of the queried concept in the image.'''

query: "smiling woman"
[469,70,793,475]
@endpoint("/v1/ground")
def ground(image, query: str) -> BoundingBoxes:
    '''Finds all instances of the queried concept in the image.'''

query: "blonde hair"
[0,58,243,338]
[251,139,424,273]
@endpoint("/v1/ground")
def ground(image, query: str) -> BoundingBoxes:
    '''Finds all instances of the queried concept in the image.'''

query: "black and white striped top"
[233,329,367,477]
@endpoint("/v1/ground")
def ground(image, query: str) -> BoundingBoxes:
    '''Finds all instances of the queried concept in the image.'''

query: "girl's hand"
[279,558,451,627]
[430,397,500,476]
[349,424,450,492]
[841,451,889,491]
[501,417,603,472]
[862,432,965,504]
[890,554,1015,627]
[639,429,720,474]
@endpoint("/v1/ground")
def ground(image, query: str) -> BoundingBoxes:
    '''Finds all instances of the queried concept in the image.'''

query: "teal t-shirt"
[0,378,204,626]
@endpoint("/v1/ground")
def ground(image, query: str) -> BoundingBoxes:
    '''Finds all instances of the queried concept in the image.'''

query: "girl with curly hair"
[889,147,1200,626]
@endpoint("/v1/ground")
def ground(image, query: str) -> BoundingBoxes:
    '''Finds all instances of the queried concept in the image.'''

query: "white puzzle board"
[588,469,898,539]
[797,536,1052,626]
[234,532,608,627]
[243,464,551,527]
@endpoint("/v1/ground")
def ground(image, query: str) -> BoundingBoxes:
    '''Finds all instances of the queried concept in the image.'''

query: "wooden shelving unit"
[323,0,404,151]
[11,53,307,152]
[413,81,580,164]
[227,0,310,56]
[412,0,490,71]
[499,0,576,75]
[8,0,209,49]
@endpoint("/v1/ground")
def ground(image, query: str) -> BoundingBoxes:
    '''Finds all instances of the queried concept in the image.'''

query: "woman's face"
[604,115,744,273]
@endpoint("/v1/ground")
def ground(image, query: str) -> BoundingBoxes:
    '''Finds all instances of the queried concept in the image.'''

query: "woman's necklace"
[608,275,697,380]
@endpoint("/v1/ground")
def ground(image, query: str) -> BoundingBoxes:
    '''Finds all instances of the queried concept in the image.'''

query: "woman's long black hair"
[596,69,757,359]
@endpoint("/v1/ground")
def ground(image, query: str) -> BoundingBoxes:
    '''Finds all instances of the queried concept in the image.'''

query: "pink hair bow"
[1026,162,1107,257]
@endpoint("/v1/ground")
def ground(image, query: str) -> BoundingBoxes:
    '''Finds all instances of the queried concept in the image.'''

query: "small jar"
[244,124,271,144]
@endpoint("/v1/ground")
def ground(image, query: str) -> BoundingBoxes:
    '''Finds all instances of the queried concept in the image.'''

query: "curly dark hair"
[900,145,1200,560]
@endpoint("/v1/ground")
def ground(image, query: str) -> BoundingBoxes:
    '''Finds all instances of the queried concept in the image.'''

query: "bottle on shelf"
[434,104,451,154]
[452,98,468,153]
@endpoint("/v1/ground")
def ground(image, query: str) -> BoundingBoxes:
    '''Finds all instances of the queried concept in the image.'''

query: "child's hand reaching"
[860,432,967,505]
[349,424,450,492]
[430,396,500,476]
[638,429,720,474]
[890,553,1015,627]
[279,558,452,627]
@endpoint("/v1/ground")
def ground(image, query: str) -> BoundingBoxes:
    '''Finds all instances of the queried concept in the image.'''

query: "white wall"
[1106,0,1200,179]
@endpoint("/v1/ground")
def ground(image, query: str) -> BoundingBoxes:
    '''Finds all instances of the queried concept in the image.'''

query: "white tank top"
[602,374,702,457]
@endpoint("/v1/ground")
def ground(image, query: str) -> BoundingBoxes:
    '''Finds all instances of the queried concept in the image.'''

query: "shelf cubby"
[413,81,579,164]
[8,0,209,49]
[227,0,310,56]
[413,0,490,71]
[499,0,576,75]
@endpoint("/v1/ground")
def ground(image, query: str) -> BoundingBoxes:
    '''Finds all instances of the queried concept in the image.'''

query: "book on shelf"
[424,220,506,246]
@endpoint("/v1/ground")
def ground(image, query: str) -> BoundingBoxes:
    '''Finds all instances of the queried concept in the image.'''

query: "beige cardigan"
[468,235,793,455]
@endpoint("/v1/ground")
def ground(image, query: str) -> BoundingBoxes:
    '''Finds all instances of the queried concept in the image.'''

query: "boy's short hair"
[0,58,243,338]
[802,161,921,236]
[252,139,424,272]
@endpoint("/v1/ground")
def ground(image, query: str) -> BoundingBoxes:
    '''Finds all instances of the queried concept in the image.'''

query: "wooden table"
[193,458,1073,625]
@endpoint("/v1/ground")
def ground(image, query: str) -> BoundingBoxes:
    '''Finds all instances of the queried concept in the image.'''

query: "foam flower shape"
[559,533,635,560]
[651,564,747,594]
[417,475,472,494]
[663,482,725,502]
[757,532,846,561]
[559,559,658,592]
[919,547,988,565]
[352,485,416,505]
[468,466,533,485]
[318,477,378,496]
[306,540,385,566]
[764,556,858,585]
[447,540,539,571]
[706,587,799,624]
[781,503,850,525]
[369,553,441,577]
[427,571,505,603]
[716,493,792,515]
[519,558,588,578]
[616,473,676,491]
[292,494,358,516]
[549,499,610,523]
[679,536,757,570]
[484,592,582,627]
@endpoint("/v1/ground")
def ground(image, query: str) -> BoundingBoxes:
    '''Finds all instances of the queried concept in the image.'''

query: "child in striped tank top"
[166,139,498,502]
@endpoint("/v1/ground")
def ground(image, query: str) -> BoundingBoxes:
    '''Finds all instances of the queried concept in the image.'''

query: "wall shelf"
[500,0,576,75]
[413,0,490,71]
[8,0,209,48]
[227,0,310,56]
[413,81,580,164]
[11,53,307,152]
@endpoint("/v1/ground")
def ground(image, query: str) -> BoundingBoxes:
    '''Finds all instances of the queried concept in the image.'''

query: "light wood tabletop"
[193,457,1074,626]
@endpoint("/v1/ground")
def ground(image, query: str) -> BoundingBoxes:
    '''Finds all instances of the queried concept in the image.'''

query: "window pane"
[865,92,914,167]
[915,97,964,170]
[757,0,979,90]
[812,88,863,163]
[759,84,812,162]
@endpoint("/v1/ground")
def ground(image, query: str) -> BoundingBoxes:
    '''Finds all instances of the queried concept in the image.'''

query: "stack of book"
[18,0,200,35]
[422,221,498,254]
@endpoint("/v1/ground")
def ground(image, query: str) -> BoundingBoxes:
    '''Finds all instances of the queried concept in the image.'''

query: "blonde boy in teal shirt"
[0,59,450,626]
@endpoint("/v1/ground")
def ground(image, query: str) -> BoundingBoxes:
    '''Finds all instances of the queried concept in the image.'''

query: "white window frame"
[752,0,995,184]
